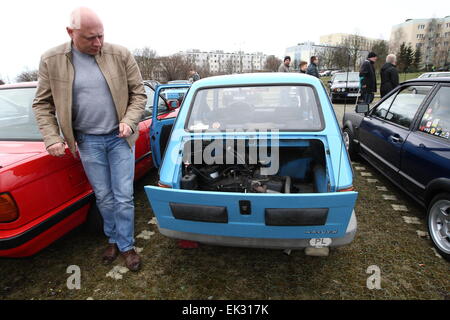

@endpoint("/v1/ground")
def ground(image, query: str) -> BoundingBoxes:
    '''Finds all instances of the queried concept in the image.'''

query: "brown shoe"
[122,249,141,272]
[102,243,119,265]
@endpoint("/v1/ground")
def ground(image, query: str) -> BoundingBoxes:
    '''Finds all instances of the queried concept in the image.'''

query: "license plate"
[347,93,360,97]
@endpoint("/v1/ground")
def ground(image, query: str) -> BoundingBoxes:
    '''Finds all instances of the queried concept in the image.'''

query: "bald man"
[33,7,146,271]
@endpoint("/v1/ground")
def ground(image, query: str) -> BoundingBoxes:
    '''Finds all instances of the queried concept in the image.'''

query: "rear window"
[0,87,42,141]
[186,85,323,131]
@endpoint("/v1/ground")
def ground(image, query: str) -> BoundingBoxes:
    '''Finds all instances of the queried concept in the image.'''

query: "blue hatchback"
[146,73,357,252]
[343,78,450,260]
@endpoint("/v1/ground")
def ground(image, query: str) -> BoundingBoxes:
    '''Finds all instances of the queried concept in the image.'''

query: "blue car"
[145,73,358,252]
[343,78,450,260]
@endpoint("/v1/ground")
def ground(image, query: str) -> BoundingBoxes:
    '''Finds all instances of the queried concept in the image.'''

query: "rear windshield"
[0,87,42,141]
[186,85,323,131]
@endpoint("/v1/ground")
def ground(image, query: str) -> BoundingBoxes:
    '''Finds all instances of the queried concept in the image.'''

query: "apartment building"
[320,33,384,51]
[390,16,450,67]
[180,49,268,74]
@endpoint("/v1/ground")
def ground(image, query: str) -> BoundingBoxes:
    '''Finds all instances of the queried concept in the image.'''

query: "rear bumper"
[158,210,357,249]
[0,193,93,258]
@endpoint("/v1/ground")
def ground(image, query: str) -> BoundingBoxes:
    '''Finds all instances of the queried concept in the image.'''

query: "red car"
[0,81,188,258]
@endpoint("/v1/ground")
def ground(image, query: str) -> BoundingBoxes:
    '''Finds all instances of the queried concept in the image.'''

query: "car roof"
[334,72,358,75]
[0,81,37,89]
[422,72,450,75]
[403,78,450,84]
[190,72,323,88]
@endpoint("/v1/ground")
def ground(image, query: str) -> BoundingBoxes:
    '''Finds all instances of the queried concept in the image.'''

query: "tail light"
[0,193,19,222]
[158,182,172,188]
[338,186,355,192]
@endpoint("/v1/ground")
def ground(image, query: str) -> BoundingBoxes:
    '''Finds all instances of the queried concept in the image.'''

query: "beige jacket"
[32,42,147,155]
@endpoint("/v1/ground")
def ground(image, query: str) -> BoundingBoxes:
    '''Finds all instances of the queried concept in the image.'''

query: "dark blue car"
[343,78,450,260]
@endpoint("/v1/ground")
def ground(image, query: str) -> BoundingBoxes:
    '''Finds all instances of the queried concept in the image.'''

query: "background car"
[167,80,191,84]
[418,72,450,79]
[0,81,188,258]
[342,78,450,260]
[145,73,358,253]
[329,72,361,103]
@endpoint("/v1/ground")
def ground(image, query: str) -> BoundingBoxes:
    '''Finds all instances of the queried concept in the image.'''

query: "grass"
[0,157,448,300]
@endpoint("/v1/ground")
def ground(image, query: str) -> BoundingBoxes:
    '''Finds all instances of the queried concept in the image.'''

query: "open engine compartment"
[180,139,329,194]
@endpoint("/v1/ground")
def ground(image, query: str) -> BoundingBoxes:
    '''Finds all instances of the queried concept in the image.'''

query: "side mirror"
[166,99,180,111]
[355,103,369,114]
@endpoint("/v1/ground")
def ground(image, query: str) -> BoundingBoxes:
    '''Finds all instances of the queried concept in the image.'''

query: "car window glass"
[384,85,432,128]
[0,87,42,140]
[158,87,189,116]
[418,86,450,140]
[144,85,154,119]
[187,85,323,131]
[371,94,395,119]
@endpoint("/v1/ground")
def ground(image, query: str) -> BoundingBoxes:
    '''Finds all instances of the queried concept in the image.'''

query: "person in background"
[32,7,146,271]
[359,52,378,104]
[299,61,308,74]
[188,70,200,83]
[380,54,399,98]
[278,56,291,72]
[306,56,320,78]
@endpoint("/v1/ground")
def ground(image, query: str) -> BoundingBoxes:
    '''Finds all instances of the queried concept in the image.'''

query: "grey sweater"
[72,48,119,135]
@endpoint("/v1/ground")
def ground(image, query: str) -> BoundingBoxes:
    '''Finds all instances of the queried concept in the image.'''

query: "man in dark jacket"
[306,56,319,78]
[359,52,378,104]
[380,54,399,98]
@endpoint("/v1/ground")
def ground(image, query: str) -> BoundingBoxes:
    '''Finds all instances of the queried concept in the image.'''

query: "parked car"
[167,80,191,84]
[330,70,345,76]
[329,72,361,103]
[319,70,332,77]
[342,78,450,260]
[145,73,358,252]
[418,72,450,79]
[0,81,189,258]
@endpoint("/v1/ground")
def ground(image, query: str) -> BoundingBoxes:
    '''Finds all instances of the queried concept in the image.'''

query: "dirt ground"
[0,156,448,300]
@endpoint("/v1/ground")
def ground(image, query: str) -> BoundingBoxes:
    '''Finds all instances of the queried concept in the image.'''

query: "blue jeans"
[76,130,135,252]
[363,91,375,104]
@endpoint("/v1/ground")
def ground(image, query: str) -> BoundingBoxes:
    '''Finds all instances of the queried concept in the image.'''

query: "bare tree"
[224,57,234,74]
[264,55,282,72]
[342,34,364,70]
[159,54,194,82]
[390,27,405,54]
[133,47,158,80]
[16,69,38,82]
[371,40,389,71]
[424,18,439,68]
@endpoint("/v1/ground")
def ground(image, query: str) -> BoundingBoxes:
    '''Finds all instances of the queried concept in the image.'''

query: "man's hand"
[118,122,132,138]
[47,142,66,157]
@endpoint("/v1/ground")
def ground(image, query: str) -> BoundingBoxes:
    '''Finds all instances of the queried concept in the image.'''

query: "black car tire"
[85,202,104,234]
[343,127,358,160]
[427,193,450,261]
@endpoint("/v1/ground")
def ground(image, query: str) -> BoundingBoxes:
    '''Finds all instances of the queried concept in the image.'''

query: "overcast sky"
[0,0,448,81]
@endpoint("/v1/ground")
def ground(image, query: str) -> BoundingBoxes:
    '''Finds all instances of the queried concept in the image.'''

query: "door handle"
[391,135,403,143]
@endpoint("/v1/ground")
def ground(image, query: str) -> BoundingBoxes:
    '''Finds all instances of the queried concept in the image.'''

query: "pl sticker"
[309,238,332,248]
